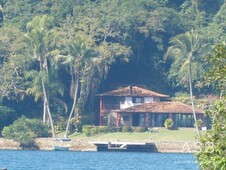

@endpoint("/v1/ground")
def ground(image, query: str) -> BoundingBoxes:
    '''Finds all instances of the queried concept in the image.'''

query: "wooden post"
[146,113,149,128]
[116,112,120,127]
[99,96,103,126]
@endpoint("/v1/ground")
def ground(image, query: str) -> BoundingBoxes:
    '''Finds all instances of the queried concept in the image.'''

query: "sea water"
[0,150,200,170]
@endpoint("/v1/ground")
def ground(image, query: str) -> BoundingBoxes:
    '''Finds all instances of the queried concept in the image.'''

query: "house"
[96,86,205,128]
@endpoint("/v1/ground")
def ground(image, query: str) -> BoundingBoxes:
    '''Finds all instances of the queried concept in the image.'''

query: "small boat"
[52,138,71,151]
[53,146,70,151]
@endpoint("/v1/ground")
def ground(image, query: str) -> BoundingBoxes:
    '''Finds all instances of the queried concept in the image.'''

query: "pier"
[90,141,155,152]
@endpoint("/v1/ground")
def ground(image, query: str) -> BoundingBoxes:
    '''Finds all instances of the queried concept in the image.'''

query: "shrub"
[82,125,92,136]
[134,126,146,132]
[82,125,109,136]
[194,119,202,128]
[82,125,122,136]
[26,119,49,137]
[99,126,108,133]
[70,116,82,132]
[89,127,99,136]
[122,126,132,132]
[196,97,226,169]
[107,126,121,132]
[2,116,49,145]
[164,118,174,129]
[55,118,67,131]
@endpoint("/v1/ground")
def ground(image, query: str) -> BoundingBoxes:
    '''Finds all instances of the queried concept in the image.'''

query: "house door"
[132,114,139,126]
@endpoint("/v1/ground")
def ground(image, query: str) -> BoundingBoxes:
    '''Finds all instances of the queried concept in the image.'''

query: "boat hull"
[53,146,70,151]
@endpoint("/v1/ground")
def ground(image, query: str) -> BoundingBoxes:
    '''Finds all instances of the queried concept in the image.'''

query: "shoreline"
[0,138,198,153]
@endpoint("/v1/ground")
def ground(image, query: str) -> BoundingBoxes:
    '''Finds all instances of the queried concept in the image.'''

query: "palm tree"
[164,30,209,137]
[24,15,58,138]
[57,36,97,138]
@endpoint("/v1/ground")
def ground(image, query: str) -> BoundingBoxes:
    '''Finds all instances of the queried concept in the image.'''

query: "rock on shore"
[0,138,97,151]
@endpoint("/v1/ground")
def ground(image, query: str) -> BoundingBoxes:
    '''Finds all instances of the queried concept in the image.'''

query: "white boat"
[52,138,71,151]
[53,146,70,151]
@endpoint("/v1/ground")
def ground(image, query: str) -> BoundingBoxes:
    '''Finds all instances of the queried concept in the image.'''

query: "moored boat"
[53,146,70,151]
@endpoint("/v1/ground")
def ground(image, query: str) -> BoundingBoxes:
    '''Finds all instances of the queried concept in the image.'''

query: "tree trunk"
[64,72,79,138]
[188,59,200,137]
[41,73,55,138]
[40,57,55,138]
[43,100,46,124]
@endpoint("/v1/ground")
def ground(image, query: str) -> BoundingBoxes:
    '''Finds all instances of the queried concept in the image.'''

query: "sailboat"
[52,138,71,151]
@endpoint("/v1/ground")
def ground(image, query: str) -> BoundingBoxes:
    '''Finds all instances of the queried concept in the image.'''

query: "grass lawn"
[66,128,205,142]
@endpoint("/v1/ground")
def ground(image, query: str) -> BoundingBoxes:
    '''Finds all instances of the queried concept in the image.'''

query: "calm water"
[0,150,200,170]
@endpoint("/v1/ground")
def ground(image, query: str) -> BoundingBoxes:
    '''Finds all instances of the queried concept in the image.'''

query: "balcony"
[120,102,142,109]
[102,104,120,112]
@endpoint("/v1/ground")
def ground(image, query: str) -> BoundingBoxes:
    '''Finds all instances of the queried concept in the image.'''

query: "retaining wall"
[0,138,198,153]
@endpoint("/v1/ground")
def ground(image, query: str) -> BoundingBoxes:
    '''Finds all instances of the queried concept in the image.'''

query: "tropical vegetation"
[0,1,225,168]
[164,118,174,129]
[2,116,49,146]
[196,43,226,170]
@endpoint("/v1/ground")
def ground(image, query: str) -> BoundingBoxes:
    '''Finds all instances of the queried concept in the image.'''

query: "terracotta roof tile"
[96,86,169,97]
[117,102,203,114]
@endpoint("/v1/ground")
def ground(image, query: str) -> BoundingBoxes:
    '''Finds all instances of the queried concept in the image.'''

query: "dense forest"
[0,0,225,134]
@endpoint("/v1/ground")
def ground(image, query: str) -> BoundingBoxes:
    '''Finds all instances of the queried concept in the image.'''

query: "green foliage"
[205,43,226,93]
[164,30,210,89]
[107,126,121,133]
[0,106,15,133]
[2,116,49,145]
[196,98,226,169]
[26,118,49,137]
[82,125,109,136]
[69,116,82,132]
[82,125,146,135]
[0,27,28,99]
[196,44,226,169]
[98,126,109,133]
[82,125,91,136]
[194,119,202,128]
[55,121,66,131]
[164,118,174,129]
[122,126,132,132]
[171,92,191,104]
[133,126,146,133]
[0,0,225,137]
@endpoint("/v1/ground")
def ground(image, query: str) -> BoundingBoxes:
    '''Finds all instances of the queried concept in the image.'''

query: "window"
[121,97,125,104]
[132,97,143,103]
[123,116,129,121]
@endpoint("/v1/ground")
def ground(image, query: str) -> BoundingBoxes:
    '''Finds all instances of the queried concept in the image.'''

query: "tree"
[1,0,224,138]
[0,5,3,26]
[164,30,210,136]
[196,97,226,169]
[199,3,226,45]
[0,105,15,132]
[2,116,49,146]
[57,35,98,138]
[23,15,58,137]
[56,1,131,137]
[205,43,226,96]
[196,43,226,169]
[0,26,28,99]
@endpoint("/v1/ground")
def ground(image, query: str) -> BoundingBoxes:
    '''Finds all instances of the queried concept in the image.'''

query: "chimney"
[129,85,133,95]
